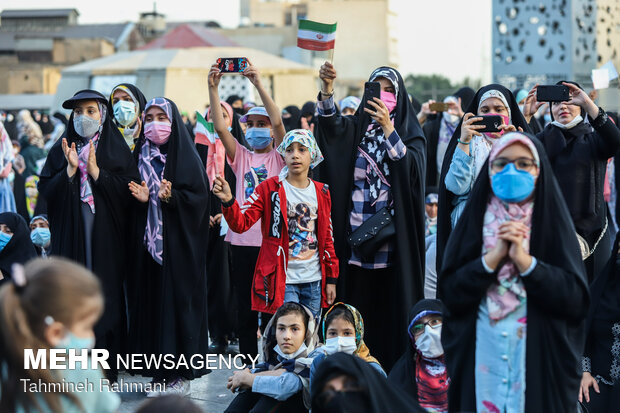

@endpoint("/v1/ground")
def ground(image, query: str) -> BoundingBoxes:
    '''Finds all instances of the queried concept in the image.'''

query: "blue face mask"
[31,227,51,248]
[113,100,137,127]
[245,127,273,150]
[57,331,96,351]
[0,231,12,252]
[491,163,535,203]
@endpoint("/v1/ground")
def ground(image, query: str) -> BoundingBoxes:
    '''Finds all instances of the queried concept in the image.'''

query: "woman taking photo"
[439,132,588,412]
[316,62,426,369]
[523,81,620,281]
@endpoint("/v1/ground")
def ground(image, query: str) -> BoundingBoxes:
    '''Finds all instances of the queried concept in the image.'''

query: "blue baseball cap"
[239,106,270,123]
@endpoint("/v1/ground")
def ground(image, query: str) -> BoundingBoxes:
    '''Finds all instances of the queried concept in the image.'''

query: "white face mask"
[442,112,460,124]
[551,114,583,130]
[414,324,444,359]
[324,336,357,355]
[274,342,307,360]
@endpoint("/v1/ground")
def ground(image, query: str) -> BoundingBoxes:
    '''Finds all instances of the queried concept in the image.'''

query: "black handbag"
[347,206,396,259]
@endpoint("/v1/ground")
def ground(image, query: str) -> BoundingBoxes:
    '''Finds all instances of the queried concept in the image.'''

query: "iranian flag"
[297,19,337,51]
[194,111,216,146]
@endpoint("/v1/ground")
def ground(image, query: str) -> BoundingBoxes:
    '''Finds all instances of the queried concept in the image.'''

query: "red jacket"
[222,176,339,313]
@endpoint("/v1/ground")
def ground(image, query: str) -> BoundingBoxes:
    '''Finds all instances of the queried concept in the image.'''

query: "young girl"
[0,257,120,413]
[309,302,385,386]
[213,129,338,317]
[225,302,319,412]
[30,214,51,258]
[108,83,147,149]
[439,132,588,412]
[208,60,286,357]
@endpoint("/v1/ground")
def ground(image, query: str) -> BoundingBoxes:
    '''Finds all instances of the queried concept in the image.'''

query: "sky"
[2,0,492,84]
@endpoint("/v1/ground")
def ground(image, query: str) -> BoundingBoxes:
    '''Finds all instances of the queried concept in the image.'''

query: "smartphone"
[217,57,249,73]
[536,85,569,102]
[472,115,503,133]
[364,82,381,110]
[429,102,450,112]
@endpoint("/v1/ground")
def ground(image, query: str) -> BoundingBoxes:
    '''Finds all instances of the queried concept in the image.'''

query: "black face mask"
[318,391,370,413]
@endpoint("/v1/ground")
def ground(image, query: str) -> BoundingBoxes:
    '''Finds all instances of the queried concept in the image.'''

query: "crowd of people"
[0,56,618,413]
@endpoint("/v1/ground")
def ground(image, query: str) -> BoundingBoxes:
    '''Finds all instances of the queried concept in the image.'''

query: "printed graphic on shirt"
[287,200,318,261]
[244,165,268,200]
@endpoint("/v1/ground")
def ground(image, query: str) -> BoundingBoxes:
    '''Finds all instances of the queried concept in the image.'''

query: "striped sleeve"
[317,93,336,117]
[384,130,407,161]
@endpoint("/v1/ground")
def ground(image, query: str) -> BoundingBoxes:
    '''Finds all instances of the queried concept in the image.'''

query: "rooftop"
[0,9,78,18]
[139,24,237,50]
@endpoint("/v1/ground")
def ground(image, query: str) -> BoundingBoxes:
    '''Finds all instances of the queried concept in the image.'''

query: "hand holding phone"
[217,57,249,73]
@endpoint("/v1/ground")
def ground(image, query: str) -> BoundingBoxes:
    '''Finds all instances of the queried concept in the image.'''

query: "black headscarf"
[387,299,444,401]
[453,87,475,112]
[52,112,67,127]
[283,105,302,132]
[129,97,210,378]
[436,84,531,274]
[301,101,316,118]
[438,133,588,412]
[0,213,37,281]
[311,352,424,413]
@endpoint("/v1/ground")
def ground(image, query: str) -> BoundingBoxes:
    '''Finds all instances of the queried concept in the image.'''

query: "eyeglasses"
[411,319,442,337]
[490,157,538,173]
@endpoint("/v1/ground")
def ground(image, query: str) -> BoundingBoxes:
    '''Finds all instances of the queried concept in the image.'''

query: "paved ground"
[118,343,247,412]
[117,368,236,412]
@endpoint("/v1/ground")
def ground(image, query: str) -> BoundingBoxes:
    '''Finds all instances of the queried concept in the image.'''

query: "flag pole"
[328,46,335,64]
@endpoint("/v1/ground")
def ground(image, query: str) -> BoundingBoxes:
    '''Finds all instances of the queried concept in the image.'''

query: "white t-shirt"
[283,179,322,284]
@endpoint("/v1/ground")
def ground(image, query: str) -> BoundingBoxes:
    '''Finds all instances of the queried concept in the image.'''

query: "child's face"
[284,142,311,176]
[276,313,306,354]
[425,203,438,219]
[326,316,355,339]
[30,218,49,231]
[246,115,271,130]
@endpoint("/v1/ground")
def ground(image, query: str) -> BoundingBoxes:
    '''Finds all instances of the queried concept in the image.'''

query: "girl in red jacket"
[213,129,338,316]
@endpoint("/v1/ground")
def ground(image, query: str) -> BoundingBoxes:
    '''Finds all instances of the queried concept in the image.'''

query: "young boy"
[213,129,338,317]
[208,60,287,356]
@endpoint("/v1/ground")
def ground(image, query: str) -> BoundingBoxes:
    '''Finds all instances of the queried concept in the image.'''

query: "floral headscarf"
[322,302,381,366]
[276,129,324,181]
[25,176,39,218]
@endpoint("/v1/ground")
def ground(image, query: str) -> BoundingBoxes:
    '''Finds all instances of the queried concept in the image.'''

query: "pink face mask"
[483,113,511,139]
[380,90,397,113]
[144,121,172,145]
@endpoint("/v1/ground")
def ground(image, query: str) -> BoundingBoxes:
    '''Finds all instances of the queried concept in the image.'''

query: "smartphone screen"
[429,102,450,112]
[217,57,248,73]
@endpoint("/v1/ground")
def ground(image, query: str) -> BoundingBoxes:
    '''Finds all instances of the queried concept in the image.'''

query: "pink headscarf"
[483,133,539,320]
[205,102,233,190]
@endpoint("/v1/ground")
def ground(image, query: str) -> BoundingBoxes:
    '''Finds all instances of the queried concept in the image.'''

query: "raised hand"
[319,61,337,94]
[62,138,78,178]
[87,141,99,181]
[459,113,484,144]
[128,181,149,203]
[208,64,223,89]
[212,175,233,203]
[563,82,599,118]
[242,59,262,87]
[523,84,544,122]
